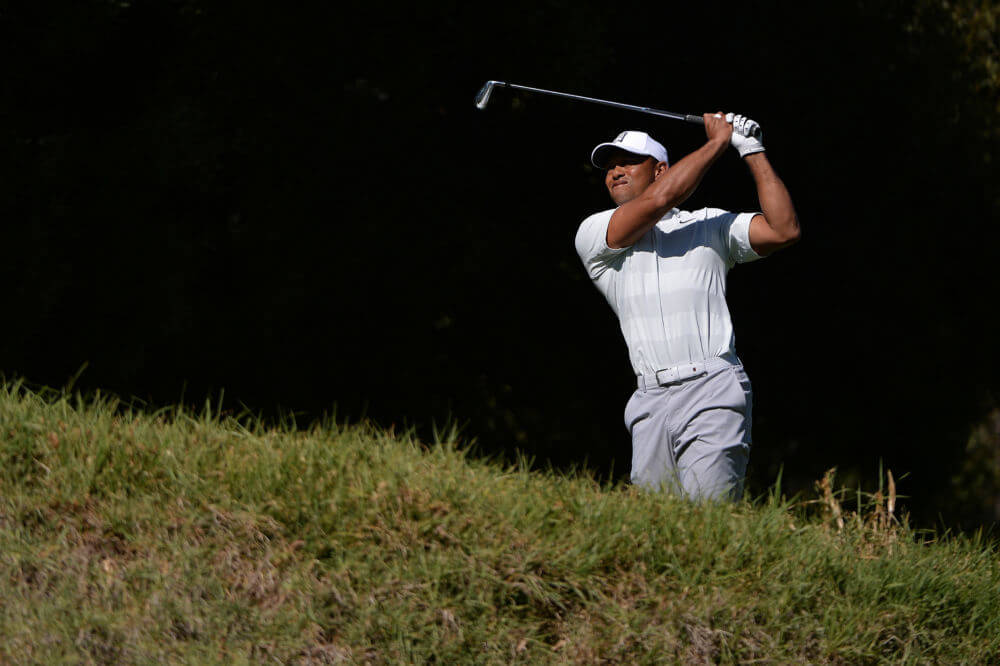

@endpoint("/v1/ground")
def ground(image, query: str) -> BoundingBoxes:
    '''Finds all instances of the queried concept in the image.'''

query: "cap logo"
[614,132,627,143]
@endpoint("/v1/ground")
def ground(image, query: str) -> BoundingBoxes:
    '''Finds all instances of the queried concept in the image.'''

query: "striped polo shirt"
[575,207,762,378]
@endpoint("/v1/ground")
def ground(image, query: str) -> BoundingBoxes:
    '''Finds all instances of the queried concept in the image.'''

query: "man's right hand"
[703,112,734,145]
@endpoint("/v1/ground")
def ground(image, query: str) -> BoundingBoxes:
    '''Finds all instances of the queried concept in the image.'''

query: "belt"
[637,354,738,391]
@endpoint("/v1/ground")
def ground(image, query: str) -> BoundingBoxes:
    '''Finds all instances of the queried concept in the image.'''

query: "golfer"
[575,112,800,500]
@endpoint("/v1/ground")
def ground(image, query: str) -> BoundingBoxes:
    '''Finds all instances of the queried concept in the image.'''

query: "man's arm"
[607,113,733,249]
[744,153,801,256]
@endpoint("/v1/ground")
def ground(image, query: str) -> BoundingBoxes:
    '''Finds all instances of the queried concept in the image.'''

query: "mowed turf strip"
[1,382,999,663]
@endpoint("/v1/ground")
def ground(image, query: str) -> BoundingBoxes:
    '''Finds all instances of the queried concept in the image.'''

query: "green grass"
[1,381,999,664]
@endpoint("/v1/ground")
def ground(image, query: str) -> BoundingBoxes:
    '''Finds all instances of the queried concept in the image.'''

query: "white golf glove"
[725,112,765,158]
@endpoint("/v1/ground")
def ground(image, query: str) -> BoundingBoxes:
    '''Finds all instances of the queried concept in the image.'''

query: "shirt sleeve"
[574,209,628,279]
[723,211,764,265]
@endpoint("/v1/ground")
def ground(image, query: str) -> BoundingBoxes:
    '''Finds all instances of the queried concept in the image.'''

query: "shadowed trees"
[1,0,997,528]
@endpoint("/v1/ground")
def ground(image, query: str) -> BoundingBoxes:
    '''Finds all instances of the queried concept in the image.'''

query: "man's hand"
[703,112,733,145]
[725,113,765,158]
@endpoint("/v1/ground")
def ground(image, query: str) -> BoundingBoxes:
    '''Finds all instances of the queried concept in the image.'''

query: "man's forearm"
[653,137,730,210]
[745,153,800,242]
[607,137,729,248]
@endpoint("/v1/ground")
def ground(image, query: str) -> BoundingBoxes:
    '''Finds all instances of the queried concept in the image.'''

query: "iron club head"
[474,80,502,110]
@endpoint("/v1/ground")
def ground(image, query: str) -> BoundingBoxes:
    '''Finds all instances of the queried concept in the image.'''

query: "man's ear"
[654,161,668,179]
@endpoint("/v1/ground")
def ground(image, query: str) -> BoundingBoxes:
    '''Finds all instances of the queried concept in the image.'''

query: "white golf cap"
[591,130,669,169]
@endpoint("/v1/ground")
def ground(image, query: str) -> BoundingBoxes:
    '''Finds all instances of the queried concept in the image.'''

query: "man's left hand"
[725,113,765,158]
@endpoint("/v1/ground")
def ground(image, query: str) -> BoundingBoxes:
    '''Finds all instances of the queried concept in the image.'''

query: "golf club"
[475,80,761,138]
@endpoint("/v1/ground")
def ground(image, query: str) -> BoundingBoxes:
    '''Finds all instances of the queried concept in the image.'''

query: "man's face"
[602,150,664,205]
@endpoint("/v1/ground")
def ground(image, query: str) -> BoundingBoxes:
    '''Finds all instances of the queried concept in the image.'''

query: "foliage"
[905,0,1000,150]
[2,383,999,663]
[952,406,1000,528]
[914,1,999,95]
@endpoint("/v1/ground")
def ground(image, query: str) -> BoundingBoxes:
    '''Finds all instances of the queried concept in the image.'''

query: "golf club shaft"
[484,81,704,126]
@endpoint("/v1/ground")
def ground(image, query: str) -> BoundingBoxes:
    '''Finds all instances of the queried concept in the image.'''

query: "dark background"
[2,1,998,529]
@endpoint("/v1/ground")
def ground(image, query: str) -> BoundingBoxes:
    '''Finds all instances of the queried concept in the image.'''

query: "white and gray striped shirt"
[575,207,762,377]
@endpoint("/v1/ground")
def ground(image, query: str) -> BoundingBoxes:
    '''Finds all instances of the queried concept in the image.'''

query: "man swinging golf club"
[575,112,800,500]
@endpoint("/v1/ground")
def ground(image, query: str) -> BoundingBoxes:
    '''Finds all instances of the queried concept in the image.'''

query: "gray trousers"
[625,355,752,501]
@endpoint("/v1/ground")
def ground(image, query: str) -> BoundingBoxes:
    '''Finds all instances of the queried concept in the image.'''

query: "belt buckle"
[655,367,679,386]
[656,362,707,387]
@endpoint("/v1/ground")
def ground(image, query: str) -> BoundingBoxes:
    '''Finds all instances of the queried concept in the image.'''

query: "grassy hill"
[1,382,998,663]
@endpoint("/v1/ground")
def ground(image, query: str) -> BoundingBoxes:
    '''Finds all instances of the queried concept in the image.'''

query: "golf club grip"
[686,114,763,139]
